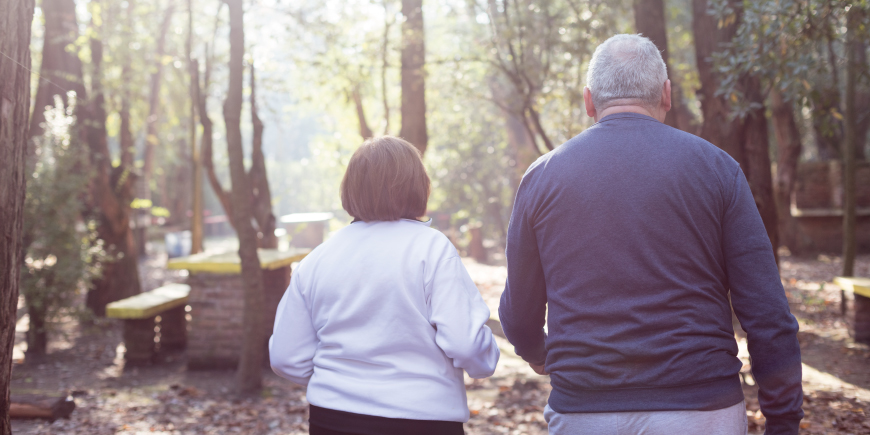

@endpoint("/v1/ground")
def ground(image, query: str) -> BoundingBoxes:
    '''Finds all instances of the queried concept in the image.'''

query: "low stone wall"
[186,266,291,369]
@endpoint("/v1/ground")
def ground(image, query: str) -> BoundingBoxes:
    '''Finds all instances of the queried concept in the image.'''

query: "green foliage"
[22,96,103,341]
[711,0,869,113]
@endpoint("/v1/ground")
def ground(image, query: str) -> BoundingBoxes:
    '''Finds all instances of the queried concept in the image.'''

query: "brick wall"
[792,161,870,254]
[186,266,291,370]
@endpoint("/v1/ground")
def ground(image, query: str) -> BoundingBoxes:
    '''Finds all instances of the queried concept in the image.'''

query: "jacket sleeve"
[723,168,803,435]
[427,256,500,378]
[499,174,548,366]
[269,274,318,386]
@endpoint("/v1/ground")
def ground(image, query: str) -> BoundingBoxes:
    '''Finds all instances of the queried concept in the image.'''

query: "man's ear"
[661,79,672,113]
[584,87,596,118]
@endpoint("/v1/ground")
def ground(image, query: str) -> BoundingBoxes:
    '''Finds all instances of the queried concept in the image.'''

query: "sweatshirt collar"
[597,112,660,125]
[351,218,432,227]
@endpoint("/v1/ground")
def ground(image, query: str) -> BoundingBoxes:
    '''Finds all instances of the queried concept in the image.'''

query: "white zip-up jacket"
[269,219,500,422]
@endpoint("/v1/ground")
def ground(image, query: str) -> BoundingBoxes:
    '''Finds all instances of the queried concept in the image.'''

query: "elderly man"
[499,34,803,435]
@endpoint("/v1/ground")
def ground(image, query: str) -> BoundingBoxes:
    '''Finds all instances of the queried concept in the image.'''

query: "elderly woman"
[269,136,499,435]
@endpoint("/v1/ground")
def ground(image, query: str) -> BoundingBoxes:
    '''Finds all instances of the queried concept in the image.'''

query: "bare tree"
[399,0,428,155]
[0,0,35,431]
[248,64,278,249]
[225,0,267,393]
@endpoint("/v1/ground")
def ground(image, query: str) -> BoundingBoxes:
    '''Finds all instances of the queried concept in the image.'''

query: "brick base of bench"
[120,308,188,366]
[123,318,157,366]
[186,266,290,370]
[847,294,870,344]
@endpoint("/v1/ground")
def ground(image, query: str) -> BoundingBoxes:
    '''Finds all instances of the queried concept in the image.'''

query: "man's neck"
[595,105,662,123]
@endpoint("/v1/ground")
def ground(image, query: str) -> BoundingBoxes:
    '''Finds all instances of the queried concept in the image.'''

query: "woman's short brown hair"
[340,136,430,222]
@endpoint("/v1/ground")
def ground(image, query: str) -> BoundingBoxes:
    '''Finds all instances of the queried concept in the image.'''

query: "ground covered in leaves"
[10,254,870,434]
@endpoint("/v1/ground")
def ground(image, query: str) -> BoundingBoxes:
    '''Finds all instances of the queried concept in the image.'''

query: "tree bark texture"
[194,57,234,227]
[188,0,203,254]
[399,0,428,155]
[83,10,142,317]
[741,76,779,262]
[633,0,680,130]
[224,0,266,393]
[693,0,778,259]
[692,0,743,161]
[0,0,35,432]
[249,65,278,249]
[28,0,84,142]
[842,7,861,276]
[351,84,374,140]
[770,89,803,252]
[119,0,136,168]
[137,5,175,256]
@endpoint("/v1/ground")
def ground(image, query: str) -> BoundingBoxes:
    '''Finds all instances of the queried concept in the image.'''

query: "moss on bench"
[166,248,310,275]
[106,283,191,319]
[834,277,870,299]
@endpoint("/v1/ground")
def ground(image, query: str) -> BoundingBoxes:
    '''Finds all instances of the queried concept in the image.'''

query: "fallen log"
[10,393,75,421]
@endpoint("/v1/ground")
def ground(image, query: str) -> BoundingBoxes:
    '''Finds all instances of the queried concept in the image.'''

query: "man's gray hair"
[586,34,668,111]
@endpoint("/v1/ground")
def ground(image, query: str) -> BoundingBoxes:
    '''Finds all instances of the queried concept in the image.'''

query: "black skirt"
[309,404,465,435]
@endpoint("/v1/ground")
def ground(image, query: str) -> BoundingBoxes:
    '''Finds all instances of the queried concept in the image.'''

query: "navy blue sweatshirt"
[499,113,803,434]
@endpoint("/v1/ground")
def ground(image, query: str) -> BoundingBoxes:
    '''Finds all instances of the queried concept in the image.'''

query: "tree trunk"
[692,0,743,161]
[119,0,135,168]
[742,76,779,263]
[0,0,35,432]
[693,0,778,260]
[25,302,46,357]
[633,0,679,129]
[855,41,869,161]
[137,5,175,256]
[84,5,141,317]
[249,64,278,249]
[399,0,427,155]
[842,7,861,277]
[188,0,203,254]
[224,0,266,394]
[771,89,802,252]
[28,0,84,142]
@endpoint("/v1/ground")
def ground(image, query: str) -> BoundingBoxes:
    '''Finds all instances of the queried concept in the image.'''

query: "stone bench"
[106,283,191,365]
[834,277,870,344]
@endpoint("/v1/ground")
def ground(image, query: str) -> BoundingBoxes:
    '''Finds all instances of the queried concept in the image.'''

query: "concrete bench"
[106,283,191,365]
[834,277,870,344]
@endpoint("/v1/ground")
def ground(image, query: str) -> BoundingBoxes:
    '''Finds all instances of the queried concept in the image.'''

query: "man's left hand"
[529,363,548,375]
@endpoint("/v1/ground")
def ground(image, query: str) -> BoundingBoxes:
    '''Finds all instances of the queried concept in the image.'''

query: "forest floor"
[9,253,870,435]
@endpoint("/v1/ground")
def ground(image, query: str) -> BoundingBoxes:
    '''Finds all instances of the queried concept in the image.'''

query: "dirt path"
[10,255,870,434]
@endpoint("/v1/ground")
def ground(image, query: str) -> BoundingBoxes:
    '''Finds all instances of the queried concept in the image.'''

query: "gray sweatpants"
[544,401,748,435]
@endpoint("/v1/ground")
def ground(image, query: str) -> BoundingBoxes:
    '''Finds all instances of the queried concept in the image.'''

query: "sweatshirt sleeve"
[722,168,803,434]
[427,256,500,379]
[269,274,318,386]
[499,174,548,366]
